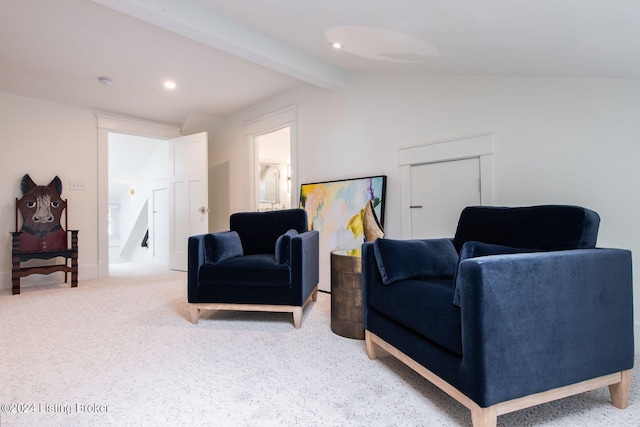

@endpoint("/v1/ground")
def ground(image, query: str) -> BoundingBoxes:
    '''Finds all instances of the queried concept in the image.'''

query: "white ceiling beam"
[91,0,345,90]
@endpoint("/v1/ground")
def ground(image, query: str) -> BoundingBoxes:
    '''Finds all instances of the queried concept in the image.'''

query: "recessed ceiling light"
[164,81,176,89]
[325,26,439,63]
[331,42,343,49]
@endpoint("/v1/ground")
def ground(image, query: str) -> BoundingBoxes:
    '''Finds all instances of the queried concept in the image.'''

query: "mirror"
[259,163,280,204]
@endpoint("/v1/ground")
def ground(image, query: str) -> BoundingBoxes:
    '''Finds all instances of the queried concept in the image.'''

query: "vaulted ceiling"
[1,0,639,125]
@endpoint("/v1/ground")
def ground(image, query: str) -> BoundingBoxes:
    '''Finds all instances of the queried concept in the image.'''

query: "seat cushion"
[199,254,291,286]
[196,254,294,305]
[369,277,462,354]
[373,238,458,285]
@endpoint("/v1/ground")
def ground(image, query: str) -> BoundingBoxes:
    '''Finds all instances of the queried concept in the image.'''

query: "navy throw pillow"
[205,231,244,263]
[453,241,538,306]
[275,229,299,265]
[373,238,458,285]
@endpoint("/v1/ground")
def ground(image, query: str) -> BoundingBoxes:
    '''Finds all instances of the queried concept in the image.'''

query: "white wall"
[0,92,99,288]
[209,74,640,350]
[0,92,220,290]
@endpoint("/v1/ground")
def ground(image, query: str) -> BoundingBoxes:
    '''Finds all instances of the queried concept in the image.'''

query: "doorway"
[244,106,298,213]
[107,132,170,266]
[256,127,291,211]
[97,113,182,278]
[399,133,495,238]
[409,158,481,238]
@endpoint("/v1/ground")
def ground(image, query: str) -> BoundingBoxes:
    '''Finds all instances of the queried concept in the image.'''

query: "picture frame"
[299,175,386,270]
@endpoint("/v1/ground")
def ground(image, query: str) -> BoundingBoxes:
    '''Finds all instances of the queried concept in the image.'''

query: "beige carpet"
[0,262,637,427]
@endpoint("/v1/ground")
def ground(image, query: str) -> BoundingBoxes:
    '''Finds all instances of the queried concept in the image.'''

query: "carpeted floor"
[0,262,637,427]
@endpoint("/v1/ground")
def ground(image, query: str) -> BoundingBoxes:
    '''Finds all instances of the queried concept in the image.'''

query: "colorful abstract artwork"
[300,175,386,290]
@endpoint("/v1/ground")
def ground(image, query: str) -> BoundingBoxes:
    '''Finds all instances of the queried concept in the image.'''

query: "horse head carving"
[17,174,67,252]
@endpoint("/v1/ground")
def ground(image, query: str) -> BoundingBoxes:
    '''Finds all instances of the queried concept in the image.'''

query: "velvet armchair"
[188,208,319,328]
[362,205,634,427]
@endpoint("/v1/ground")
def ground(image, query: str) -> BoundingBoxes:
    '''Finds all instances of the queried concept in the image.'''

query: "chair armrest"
[187,231,244,302]
[290,230,320,305]
[187,234,208,303]
[457,248,634,406]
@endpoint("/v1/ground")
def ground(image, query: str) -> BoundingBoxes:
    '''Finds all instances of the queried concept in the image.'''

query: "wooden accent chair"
[11,174,78,294]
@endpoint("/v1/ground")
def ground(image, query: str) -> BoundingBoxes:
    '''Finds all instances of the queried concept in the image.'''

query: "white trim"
[399,132,494,165]
[244,106,297,136]
[399,133,495,238]
[96,113,182,278]
[244,106,298,212]
[96,112,182,137]
[90,0,345,90]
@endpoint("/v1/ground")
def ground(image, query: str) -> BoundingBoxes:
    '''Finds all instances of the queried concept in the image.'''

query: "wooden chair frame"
[11,197,78,295]
[366,330,631,427]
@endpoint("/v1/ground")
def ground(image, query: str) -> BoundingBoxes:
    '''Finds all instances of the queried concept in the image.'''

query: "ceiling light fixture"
[98,76,113,86]
[331,42,343,49]
[325,26,440,63]
[164,80,176,89]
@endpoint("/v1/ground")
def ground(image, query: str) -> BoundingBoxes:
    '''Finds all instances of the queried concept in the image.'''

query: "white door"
[410,158,481,238]
[169,132,208,271]
[152,188,169,261]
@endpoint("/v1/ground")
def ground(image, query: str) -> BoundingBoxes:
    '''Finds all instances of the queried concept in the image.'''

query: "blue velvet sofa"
[188,209,319,328]
[362,205,633,427]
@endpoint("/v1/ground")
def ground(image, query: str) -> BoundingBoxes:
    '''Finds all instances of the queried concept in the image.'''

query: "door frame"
[97,113,182,278]
[244,106,298,212]
[399,132,495,239]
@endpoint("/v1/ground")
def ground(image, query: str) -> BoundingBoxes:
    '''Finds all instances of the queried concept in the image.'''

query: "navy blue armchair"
[363,205,633,427]
[188,209,319,328]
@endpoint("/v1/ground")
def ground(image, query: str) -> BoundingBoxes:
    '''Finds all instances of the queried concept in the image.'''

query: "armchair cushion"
[230,209,308,255]
[205,231,243,263]
[373,238,458,285]
[275,229,299,265]
[452,205,600,252]
[452,241,538,306]
[369,277,462,354]
[199,254,291,286]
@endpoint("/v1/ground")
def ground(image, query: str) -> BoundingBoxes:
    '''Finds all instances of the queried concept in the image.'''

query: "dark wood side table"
[330,249,364,340]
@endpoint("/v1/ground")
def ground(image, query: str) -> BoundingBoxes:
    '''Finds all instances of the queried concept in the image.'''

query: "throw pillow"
[373,238,458,285]
[275,229,299,265]
[453,241,538,306]
[205,231,244,263]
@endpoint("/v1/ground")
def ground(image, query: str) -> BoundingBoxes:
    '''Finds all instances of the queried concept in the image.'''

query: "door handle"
[409,205,423,209]
[199,207,209,214]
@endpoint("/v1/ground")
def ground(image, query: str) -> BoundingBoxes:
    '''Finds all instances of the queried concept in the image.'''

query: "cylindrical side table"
[330,249,364,340]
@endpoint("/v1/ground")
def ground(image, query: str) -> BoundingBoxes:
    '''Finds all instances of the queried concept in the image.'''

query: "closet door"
[410,158,481,239]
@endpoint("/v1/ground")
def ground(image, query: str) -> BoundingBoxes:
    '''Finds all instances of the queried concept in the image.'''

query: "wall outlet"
[69,181,86,191]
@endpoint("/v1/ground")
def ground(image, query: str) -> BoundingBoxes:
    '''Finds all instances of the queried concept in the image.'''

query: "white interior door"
[152,188,169,261]
[169,132,208,271]
[410,158,481,238]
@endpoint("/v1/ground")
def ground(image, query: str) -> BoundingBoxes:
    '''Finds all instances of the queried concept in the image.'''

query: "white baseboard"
[0,264,98,292]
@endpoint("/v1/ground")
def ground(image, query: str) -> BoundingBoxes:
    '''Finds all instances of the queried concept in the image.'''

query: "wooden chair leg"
[189,304,200,324]
[292,307,302,329]
[312,286,318,302]
[610,370,632,409]
[71,252,78,288]
[470,405,497,427]
[12,275,20,295]
[365,331,380,360]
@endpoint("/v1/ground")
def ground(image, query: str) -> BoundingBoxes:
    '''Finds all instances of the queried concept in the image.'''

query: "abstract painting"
[300,175,386,290]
